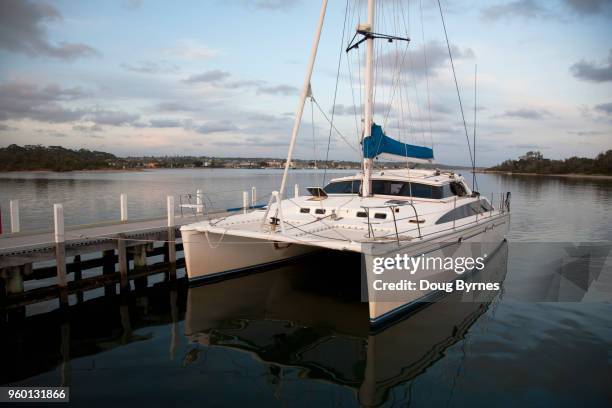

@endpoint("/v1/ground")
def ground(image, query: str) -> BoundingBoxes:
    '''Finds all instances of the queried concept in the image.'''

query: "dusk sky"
[0,0,610,166]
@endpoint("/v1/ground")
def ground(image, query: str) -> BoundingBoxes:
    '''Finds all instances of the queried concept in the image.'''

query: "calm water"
[1,170,611,407]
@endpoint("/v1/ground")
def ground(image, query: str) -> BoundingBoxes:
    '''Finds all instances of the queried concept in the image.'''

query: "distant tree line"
[489,150,612,175]
[0,144,119,171]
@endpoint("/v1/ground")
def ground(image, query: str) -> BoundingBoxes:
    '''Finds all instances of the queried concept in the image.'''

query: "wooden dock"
[0,205,229,305]
[0,185,277,305]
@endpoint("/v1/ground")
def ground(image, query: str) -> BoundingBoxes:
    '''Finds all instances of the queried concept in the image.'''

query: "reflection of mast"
[362,0,375,197]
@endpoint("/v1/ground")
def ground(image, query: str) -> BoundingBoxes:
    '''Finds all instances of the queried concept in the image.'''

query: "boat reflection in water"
[184,243,508,406]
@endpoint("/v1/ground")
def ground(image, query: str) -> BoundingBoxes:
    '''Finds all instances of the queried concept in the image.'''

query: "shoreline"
[0,168,146,173]
[475,170,612,180]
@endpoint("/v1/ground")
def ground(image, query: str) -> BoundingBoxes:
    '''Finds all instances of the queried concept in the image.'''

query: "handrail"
[360,202,422,239]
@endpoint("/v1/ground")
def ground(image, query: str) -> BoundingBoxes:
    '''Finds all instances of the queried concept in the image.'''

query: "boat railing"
[361,202,422,244]
[361,191,511,244]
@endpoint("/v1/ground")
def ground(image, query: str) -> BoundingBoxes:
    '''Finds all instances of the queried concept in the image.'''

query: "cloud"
[238,0,300,11]
[84,109,139,126]
[183,70,231,84]
[49,132,67,138]
[566,130,605,136]
[562,0,612,15]
[165,39,220,60]
[0,80,89,123]
[481,0,549,20]
[498,108,553,120]
[73,124,103,132]
[377,41,475,80]
[482,0,612,21]
[507,143,548,149]
[194,121,239,134]
[121,60,179,74]
[0,0,100,59]
[257,84,298,95]
[122,0,143,10]
[153,102,200,112]
[183,70,296,96]
[594,102,612,115]
[0,123,15,131]
[149,118,183,128]
[331,102,391,116]
[570,50,612,83]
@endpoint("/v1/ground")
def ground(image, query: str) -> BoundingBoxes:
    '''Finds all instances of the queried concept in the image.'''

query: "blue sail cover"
[363,123,434,161]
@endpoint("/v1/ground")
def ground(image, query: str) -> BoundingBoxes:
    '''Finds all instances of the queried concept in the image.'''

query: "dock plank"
[0,212,227,267]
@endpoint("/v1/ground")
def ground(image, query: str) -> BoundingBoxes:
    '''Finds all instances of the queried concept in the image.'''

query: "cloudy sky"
[0,0,610,166]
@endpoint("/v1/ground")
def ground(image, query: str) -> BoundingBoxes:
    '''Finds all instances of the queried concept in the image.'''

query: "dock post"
[73,255,84,303]
[102,249,116,296]
[5,266,24,295]
[167,196,176,268]
[118,234,129,293]
[196,189,203,214]
[294,184,299,198]
[251,186,257,206]
[169,287,179,360]
[54,204,68,290]
[243,191,249,214]
[133,245,148,289]
[120,193,128,222]
[10,199,20,233]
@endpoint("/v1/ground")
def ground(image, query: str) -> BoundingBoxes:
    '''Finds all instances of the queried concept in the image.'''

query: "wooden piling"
[73,255,83,303]
[10,199,20,234]
[167,196,176,265]
[120,193,128,222]
[251,186,257,206]
[132,245,148,289]
[54,204,67,289]
[5,266,24,295]
[117,234,129,293]
[102,249,116,296]
[294,184,299,198]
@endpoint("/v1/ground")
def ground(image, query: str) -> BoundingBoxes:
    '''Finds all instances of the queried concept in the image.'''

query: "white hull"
[182,210,509,324]
[364,214,509,323]
[182,228,317,281]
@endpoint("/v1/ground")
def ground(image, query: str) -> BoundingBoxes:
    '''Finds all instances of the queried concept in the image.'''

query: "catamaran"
[181,0,510,325]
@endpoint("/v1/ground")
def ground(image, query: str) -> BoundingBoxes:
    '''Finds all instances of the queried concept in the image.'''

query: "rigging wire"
[310,95,318,169]
[322,0,350,187]
[312,97,361,156]
[473,64,479,191]
[437,0,475,170]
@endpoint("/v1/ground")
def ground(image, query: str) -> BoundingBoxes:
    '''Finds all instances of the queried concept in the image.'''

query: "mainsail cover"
[363,123,434,162]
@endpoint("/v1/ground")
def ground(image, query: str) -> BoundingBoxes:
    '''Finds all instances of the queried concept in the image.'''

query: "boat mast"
[362,0,375,197]
[278,0,328,200]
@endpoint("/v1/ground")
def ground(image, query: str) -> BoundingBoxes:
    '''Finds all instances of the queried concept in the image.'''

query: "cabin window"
[323,180,361,194]
[315,208,326,215]
[389,182,403,195]
[481,200,494,212]
[374,213,387,219]
[435,200,491,224]
[356,211,367,217]
[371,180,445,199]
[300,208,310,213]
